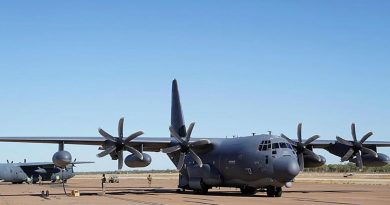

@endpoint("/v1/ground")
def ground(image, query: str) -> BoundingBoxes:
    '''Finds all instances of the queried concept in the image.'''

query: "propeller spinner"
[97,117,144,170]
[336,123,377,171]
[281,123,320,171]
[161,122,210,171]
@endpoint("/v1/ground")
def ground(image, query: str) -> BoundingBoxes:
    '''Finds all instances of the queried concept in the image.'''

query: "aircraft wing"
[16,162,57,167]
[13,161,94,168]
[0,137,172,152]
[303,139,390,148]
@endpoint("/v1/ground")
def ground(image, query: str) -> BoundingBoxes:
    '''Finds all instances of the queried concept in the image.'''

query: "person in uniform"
[147,174,152,187]
[101,174,107,190]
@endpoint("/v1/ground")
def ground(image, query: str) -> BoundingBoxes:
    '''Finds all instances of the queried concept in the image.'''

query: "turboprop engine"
[125,153,152,168]
[52,150,72,168]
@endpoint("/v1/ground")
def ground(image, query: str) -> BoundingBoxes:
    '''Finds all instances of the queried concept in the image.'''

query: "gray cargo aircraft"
[0,79,389,197]
[0,159,92,184]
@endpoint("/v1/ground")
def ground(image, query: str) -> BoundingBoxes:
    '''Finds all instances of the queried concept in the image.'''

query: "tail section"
[171,79,187,138]
[170,79,190,188]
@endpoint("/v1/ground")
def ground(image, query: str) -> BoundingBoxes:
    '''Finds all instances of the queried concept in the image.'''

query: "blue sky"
[0,1,389,171]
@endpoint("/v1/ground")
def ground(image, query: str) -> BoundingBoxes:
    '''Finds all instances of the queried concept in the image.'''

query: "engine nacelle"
[350,153,390,167]
[304,154,326,168]
[52,150,72,168]
[34,167,47,174]
[125,153,152,168]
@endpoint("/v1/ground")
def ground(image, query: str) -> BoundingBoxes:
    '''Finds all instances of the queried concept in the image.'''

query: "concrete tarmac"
[0,173,389,205]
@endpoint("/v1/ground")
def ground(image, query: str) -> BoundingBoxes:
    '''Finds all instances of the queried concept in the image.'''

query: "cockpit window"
[272,143,279,149]
[287,143,293,150]
[279,142,287,148]
[258,140,271,151]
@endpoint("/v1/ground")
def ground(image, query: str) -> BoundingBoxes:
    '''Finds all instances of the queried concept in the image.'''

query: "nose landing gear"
[267,186,282,197]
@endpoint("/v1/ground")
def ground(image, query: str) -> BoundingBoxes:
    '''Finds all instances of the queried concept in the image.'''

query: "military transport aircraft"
[0,79,389,197]
[0,159,92,184]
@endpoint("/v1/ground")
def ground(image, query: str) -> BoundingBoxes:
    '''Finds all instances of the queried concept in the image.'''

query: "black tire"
[266,186,282,197]
[274,187,282,197]
[240,186,257,195]
[194,180,209,195]
[266,186,275,197]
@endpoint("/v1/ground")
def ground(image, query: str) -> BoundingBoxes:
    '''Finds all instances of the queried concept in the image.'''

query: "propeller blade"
[341,148,354,162]
[280,134,298,147]
[118,150,123,170]
[176,152,185,170]
[298,153,304,171]
[303,148,321,161]
[161,145,182,153]
[189,149,203,168]
[118,117,124,139]
[356,151,363,171]
[360,132,373,144]
[98,128,117,142]
[125,145,144,160]
[297,123,302,143]
[169,126,186,144]
[336,136,354,146]
[361,147,378,158]
[303,135,320,146]
[124,131,144,144]
[190,139,211,148]
[351,123,357,142]
[186,122,195,143]
[97,145,116,158]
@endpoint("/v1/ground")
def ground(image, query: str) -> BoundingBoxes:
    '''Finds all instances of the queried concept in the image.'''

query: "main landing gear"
[240,186,257,195]
[266,186,282,197]
[193,181,209,195]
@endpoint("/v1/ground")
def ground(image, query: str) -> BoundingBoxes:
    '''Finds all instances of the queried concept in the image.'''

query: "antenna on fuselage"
[268,131,272,136]
[252,133,256,136]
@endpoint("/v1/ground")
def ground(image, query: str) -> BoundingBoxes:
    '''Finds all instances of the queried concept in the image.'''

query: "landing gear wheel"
[274,187,282,197]
[240,186,257,195]
[266,186,282,197]
[176,188,185,193]
[193,181,209,195]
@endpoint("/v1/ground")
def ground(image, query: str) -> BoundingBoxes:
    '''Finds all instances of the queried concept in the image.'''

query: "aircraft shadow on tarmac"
[284,189,369,194]
[285,197,362,205]
[0,187,370,199]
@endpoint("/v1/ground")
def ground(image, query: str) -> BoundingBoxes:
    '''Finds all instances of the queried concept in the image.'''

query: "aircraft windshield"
[259,140,294,151]
[271,142,293,150]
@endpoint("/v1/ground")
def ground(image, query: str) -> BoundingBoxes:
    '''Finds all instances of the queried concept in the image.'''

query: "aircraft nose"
[273,156,300,182]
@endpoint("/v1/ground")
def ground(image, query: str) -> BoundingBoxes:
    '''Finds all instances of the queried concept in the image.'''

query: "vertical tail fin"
[171,79,186,138]
[170,79,190,188]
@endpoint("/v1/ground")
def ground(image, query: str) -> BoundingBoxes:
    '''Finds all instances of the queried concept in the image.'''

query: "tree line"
[305,163,390,173]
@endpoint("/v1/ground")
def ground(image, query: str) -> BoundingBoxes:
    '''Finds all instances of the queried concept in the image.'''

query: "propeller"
[97,117,144,170]
[281,123,320,171]
[161,122,211,170]
[336,123,377,171]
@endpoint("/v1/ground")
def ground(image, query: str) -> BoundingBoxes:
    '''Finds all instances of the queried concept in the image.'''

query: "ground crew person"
[101,174,107,190]
[38,175,42,185]
[147,174,152,187]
